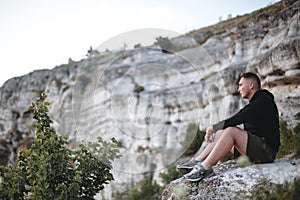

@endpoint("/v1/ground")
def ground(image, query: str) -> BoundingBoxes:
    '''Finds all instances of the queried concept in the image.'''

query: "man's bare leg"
[201,127,248,168]
[195,130,224,161]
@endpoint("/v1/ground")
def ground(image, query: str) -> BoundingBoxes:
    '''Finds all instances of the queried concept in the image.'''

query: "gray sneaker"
[184,163,214,182]
[176,158,201,174]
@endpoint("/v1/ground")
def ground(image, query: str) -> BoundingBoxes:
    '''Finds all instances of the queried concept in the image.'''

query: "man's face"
[238,77,252,99]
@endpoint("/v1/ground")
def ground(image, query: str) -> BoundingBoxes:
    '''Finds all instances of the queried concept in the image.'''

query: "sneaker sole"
[185,172,215,182]
[176,167,193,174]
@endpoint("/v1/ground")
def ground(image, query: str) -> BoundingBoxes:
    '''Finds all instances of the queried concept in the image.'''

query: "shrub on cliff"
[0,92,121,199]
[277,120,300,158]
[253,177,300,200]
[113,164,181,200]
[180,123,205,156]
[159,164,181,186]
[113,175,162,200]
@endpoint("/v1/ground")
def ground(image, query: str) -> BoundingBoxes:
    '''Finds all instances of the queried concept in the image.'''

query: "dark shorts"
[234,132,276,163]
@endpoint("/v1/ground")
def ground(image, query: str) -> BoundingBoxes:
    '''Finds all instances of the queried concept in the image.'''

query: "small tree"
[0,92,121,199]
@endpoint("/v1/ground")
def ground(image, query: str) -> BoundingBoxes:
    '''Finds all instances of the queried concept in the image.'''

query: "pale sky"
[0,0,280,87]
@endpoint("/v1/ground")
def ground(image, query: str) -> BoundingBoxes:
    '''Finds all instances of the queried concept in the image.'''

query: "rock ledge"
[162,158,300,200]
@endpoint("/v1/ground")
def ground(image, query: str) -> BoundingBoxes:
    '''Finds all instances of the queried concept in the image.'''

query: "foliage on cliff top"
[186,0,298,43]
[0,92,121,199]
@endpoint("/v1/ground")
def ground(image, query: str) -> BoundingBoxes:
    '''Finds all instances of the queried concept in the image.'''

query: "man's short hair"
[240,72,261,89]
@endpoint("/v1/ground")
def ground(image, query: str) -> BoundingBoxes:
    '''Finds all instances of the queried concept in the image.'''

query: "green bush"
[269,177,300,200]
[277,120,300,158]
[113,175,162,200]
[253,177,300,200]
[159,164,181,186]
[113,164,181,200]
[0,92,121,199]
[180,123,205,156]
[292,123,300,157]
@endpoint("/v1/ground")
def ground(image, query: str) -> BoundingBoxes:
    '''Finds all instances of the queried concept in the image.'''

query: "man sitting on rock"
[177,72,280,182]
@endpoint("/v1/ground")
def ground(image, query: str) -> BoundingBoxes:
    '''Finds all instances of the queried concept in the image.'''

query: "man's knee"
[222,127,246,138]
[223,127,248,153]
[223,127,239,135]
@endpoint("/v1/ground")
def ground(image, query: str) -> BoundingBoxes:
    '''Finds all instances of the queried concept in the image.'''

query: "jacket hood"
[251,89,274,102]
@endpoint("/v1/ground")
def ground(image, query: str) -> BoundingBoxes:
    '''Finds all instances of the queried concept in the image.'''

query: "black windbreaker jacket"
[212,89,280,153]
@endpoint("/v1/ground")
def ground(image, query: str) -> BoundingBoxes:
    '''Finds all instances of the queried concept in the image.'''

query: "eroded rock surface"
[162,158,300,200]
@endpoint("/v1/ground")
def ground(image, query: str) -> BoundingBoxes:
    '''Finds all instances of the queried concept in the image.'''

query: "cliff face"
[0,0,300,198]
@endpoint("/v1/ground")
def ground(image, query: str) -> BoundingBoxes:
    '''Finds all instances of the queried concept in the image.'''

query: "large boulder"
[162,157,300,200]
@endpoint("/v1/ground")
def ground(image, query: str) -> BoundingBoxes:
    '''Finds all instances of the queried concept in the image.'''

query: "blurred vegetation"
[159,165,181,186]
[113,164,181,200]
[113,123,204,200]
[113,175,161,200]
[253,177,300,200]
[269,177,300,200]
[277,120,300,158]
[155,36,175,53]
[154,36,198,53]
[180,123,205,157]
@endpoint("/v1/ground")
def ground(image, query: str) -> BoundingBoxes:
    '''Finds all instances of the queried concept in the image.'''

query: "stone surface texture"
[162,158,300,200]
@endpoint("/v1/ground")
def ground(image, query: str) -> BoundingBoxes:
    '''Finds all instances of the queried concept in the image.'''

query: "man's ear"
[249,81,255,89]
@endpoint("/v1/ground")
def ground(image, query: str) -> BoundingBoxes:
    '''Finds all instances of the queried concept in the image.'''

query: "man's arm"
[212,98,263,132]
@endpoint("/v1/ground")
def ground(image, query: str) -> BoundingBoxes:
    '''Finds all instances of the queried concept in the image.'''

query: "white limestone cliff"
[0,0,299,198]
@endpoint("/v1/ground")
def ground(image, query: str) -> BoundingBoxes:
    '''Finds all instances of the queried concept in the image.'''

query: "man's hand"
[205,126,215,143]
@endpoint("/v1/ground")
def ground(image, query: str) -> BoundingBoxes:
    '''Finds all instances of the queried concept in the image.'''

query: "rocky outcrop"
[0,64,78,164]
[161,158,300,200]
[0,0,299,198]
